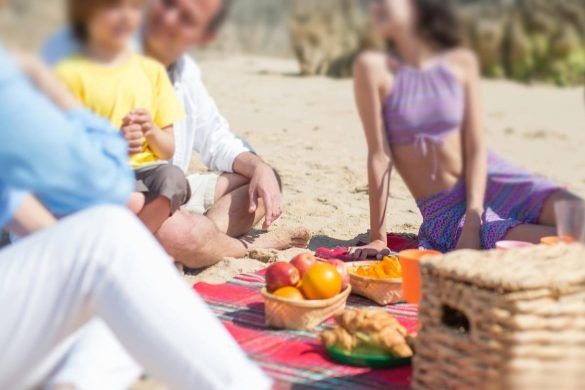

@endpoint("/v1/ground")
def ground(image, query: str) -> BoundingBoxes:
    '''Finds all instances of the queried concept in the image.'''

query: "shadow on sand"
[307,232,370,252]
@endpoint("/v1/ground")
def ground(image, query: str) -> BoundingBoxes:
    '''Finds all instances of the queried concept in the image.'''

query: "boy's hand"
[128,108,158,137]
[121,114,144,155]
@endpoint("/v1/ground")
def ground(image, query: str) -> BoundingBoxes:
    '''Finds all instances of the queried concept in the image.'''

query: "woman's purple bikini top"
[383,58,465,180]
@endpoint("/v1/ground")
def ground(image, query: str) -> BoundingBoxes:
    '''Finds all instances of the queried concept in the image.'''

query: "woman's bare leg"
[504,224,557,244]
[538,190,583,226]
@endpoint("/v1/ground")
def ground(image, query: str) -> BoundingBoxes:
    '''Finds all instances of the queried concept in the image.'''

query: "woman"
[349,0,581,258]
[0,43,270,390]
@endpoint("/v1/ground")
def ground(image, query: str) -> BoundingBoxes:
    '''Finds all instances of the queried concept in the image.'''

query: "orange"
[272,286,305,301]
[351,257,402,279]
[301,263,342,300]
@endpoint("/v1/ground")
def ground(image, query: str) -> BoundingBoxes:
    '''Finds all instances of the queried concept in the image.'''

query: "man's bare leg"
[206,173,265,237]
[138,197,172,234]
[156,211,310,269]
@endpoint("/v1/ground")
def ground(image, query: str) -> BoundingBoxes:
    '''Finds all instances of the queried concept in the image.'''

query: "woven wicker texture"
[420,244,585,292]
[414,244,585,390]
[348,261,403,306]
[262,286,351,331]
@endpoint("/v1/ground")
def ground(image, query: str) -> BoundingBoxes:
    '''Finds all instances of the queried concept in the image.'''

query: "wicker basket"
[347,261,403,305]
[413,244,585,390]
[262,286,351,331]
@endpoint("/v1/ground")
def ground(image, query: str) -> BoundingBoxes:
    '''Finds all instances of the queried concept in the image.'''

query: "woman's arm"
[456,50,488,249]
[15,53,81,111]
[349,53,394,260]
[0,50,134,215]
[7,194,57,237]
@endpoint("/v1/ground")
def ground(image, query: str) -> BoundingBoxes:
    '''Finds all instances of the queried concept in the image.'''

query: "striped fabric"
[194,271,417,389]
[417,153,560,252]
[383,63,464,146]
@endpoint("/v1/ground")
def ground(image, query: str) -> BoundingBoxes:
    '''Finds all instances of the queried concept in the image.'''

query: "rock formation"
[290,0,585,85]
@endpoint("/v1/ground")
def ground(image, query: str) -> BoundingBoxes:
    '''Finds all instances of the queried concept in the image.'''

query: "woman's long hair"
[412,0,463,50]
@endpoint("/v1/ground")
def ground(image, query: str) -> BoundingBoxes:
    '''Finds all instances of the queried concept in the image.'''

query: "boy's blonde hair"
[68,0,145,42]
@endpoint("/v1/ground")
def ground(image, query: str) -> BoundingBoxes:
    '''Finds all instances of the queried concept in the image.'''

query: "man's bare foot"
[241,227,311,251]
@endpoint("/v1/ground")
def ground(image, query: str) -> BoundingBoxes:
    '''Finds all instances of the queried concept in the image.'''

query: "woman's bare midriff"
[391,131,464,201]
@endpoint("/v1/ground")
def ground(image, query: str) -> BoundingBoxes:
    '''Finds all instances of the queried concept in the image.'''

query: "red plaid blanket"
[194,271,418,389]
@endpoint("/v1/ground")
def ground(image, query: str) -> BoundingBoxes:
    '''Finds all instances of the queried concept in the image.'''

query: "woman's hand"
[455,211,482,250]
[348,240,390,260]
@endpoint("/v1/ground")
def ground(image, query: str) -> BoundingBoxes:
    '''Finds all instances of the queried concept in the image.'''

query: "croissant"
[321,309,414,358]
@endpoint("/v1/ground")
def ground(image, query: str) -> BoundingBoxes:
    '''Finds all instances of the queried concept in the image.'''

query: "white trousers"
[43,320,142,390]
[0,206,271,390]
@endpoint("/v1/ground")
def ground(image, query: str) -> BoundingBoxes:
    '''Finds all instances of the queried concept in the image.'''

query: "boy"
[55,0,190,233]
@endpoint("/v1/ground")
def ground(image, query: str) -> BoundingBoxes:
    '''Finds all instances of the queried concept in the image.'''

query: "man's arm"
[185,58,283,228]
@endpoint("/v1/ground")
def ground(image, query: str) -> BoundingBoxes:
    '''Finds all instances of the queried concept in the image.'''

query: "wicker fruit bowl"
[262,286,351,331]
[348,261,403,306]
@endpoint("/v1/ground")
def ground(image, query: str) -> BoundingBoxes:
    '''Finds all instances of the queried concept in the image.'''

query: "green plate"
[325,345,412,368]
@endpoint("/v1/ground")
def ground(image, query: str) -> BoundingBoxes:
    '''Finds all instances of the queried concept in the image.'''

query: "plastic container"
[540,236,576,246]
[325,345,412,368]
[348,261,403,305]
[495,241,534,250]
[262,286,351,331]
[398,249,441,304]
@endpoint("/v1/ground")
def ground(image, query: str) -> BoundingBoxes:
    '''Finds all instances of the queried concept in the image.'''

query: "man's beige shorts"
[184,172,221,215]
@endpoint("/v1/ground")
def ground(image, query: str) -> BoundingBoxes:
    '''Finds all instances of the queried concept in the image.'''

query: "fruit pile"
[265,253,349,301]
[351,256,402,279]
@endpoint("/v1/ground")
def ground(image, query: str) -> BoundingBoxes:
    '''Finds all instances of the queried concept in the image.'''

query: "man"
[0,49,270,389]
[43,0,311,268]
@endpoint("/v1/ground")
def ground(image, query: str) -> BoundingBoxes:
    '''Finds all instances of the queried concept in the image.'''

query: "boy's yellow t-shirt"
[55,54,186,168]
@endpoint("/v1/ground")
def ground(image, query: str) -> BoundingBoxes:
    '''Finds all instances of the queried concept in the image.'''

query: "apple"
[290,253,317,277]
[265,262,301,293]
[323,259,350,290]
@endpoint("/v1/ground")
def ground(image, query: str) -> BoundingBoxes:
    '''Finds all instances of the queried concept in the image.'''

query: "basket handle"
[441,304,470,335]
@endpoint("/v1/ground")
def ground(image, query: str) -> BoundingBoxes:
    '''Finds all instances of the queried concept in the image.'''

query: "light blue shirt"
[0,45,134,228]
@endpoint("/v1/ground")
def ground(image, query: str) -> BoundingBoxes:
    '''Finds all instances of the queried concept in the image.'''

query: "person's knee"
[157,211,221,268]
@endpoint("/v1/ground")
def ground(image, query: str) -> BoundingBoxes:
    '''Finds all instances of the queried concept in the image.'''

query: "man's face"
[144,0,223,66]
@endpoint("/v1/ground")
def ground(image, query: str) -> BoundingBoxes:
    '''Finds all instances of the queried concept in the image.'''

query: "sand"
[183,53,585,285]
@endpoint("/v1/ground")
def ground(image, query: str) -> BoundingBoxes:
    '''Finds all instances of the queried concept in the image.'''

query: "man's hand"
[249,163,282,230]
[121,113,145,155]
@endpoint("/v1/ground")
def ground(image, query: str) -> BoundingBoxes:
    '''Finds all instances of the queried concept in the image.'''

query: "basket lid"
[421,244,585,293]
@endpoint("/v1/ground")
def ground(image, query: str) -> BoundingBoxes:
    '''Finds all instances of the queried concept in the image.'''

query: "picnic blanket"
[194,270,418,389]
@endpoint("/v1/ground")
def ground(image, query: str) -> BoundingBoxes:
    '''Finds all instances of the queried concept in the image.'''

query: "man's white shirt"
[42,28,252,173]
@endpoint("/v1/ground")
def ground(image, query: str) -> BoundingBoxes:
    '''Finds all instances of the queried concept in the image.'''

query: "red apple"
[290,253,316,277]
[323,259,350,290]
[265,262,301,293]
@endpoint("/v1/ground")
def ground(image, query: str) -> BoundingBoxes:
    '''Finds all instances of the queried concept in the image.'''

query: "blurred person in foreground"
[55,0,191,234]
[43,0,311,268]
[349,0,582,259]
[0,14,271,390]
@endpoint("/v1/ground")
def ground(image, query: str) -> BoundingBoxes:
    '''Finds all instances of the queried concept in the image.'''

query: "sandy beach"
[184,53,585,285]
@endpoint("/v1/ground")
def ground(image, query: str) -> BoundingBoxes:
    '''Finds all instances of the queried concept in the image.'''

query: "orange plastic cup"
[398,249,441,305]
[540,236,576,246]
